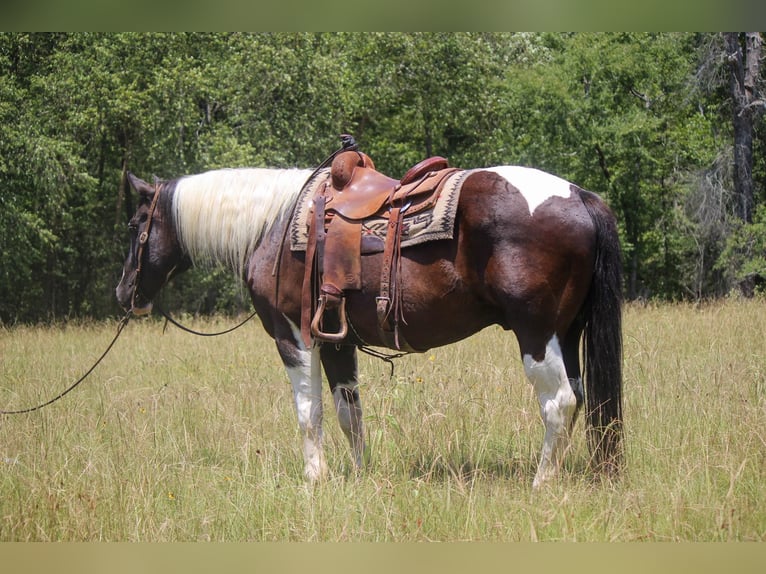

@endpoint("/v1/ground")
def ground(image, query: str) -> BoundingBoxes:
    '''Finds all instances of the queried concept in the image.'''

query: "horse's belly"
[346,256,494,351]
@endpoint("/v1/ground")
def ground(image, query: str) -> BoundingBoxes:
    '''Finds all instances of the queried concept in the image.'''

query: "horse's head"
[115,173,190,315]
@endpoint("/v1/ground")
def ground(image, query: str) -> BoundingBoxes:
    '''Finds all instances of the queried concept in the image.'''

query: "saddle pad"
[289,169,470,253]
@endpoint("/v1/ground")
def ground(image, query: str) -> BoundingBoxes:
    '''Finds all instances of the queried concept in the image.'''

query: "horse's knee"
[332,383,360,431]
[333,382,359,405]
[331,382,365,468]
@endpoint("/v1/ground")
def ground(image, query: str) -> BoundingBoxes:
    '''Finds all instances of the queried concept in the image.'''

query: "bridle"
[130,178,162,312]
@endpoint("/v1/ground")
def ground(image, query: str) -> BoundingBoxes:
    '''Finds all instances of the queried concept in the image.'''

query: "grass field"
[0,299,764,541]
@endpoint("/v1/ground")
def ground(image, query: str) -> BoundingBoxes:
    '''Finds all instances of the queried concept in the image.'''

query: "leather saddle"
[301,150,458,349]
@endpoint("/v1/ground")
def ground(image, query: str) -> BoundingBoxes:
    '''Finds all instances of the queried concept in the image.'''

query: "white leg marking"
[283,316,327,482]
[332,382,365,469]
[523,335,578,488]
[485,166,572,216]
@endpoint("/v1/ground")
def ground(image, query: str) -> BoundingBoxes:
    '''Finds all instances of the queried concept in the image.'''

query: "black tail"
[579,190,624,476]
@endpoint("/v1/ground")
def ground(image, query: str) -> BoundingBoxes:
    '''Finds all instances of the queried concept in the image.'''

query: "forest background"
[1,32,764,324]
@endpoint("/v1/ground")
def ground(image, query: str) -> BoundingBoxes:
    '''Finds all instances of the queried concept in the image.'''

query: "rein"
[0,311,132,415]
[154,302,257,337]
[134,178,257,338]
[1,142,402,415]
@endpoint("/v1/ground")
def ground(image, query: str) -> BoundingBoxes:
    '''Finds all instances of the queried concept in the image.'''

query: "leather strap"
[131,180,162,311]
[376,204,414,351]
[301,182,328,346]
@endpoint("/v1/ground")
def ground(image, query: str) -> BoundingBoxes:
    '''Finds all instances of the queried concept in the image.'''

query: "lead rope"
[0,177,161,415]
[0,311,132,415]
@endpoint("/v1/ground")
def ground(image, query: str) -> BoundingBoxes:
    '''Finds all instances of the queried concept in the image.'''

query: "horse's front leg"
[320,344,366,470]
[275,320,327,482]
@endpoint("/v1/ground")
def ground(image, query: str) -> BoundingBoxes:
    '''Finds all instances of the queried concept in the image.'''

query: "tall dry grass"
[0,299,764,541]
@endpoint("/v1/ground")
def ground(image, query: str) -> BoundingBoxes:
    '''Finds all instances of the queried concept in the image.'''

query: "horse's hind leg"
[320,344,366,470]
[521,334,578,488]
[275,317,328,482]
[561,322,586,433]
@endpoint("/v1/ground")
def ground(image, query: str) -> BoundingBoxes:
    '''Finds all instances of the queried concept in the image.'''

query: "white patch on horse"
[522,334,577,488]
[284,344,327,482]
[485,166,573,216]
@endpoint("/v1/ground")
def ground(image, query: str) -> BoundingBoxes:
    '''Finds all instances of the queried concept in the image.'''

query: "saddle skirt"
[289,167,468,254]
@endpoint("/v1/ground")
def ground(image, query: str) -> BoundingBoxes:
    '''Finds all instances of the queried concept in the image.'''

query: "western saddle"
[300,149,458,350]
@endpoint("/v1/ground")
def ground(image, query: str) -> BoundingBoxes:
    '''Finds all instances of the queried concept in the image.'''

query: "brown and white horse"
[116,163,623,487]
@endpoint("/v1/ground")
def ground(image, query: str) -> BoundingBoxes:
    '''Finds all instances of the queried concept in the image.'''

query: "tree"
[342,33,518,175]
[0,33,87,321]
[724,32,763,224]
[697,33,766,295]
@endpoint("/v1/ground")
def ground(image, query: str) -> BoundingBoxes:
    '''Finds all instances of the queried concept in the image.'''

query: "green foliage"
[0,33,762,322]
[718,204,766,292]
[343,33,512,173]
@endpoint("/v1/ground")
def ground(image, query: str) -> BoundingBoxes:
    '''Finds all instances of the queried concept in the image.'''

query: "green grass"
[1,299,764,541]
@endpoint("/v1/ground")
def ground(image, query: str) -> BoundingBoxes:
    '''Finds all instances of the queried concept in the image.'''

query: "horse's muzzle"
[115,273,152,316]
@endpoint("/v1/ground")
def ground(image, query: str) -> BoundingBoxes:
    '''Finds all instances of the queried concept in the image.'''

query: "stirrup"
[310,294,348,343]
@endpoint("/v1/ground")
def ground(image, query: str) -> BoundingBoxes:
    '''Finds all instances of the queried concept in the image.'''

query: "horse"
[115,159,623,488]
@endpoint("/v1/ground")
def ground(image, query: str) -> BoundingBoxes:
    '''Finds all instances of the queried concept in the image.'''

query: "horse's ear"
[127,171,155,197]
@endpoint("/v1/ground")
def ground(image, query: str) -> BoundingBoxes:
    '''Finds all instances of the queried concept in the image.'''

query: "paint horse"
[115,157,623,488]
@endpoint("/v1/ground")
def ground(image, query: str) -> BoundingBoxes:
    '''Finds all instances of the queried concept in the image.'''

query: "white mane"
[172,168,314,276]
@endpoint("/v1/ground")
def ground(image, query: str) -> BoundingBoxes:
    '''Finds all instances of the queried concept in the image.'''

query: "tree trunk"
[116,156,128,230]
[725,32,762,224]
